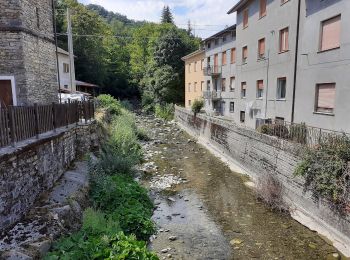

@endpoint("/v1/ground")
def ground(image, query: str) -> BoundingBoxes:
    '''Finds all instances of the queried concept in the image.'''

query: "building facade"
[202,25,237,117]
[57,47,76,93]
[0,0,58,107]
[182,50,205,109]
[294,0,350,132]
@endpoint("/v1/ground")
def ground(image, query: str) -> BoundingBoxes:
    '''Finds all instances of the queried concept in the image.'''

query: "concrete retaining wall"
[0,122,99,229]
[175,106,350,256]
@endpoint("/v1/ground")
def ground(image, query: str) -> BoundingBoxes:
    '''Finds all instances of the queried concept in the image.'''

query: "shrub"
[295,134,350,212]
[154,103,174,121]
[97,94,122,116]
[191,99,204,115]
[90,174,155,241]
[256,174,288,212]
[120,100,133,111]
[136,127,151,141]
[141,93,155,114]
[257,123,289,139]
[290,123,307,144]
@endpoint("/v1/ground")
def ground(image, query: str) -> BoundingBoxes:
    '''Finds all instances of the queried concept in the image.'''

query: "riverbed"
[137,115,343,260]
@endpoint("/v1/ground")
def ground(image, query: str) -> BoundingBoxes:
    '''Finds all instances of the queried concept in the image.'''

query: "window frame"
[243,8,249,29]
[222,78,226,92]
[256,80,264,99]
[242,46,248,64]
[279,27,289,53]
[277,77,287,100]
[240,111,246,123]
[222,51,227,66]
[319,14,341,53]
[241,82,247,98]
[258,38,266,59]
[314,83,336,115]
[259,0,267,19]
[231,48,236,64]
[230,77,235,92]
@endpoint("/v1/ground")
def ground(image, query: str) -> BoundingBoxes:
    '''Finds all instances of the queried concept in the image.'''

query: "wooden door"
[0,80,13,107]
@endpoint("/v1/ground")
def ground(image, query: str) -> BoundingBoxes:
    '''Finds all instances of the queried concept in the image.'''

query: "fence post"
[65,101,69,128]
[34,103,40,139]
[83,101,88,124]
[52,102,57,132]
[75,101,79,125]
[8,107,16,147]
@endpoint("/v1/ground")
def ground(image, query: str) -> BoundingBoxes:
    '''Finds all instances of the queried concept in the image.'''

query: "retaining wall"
[0,122,98,229]
[175,106,350,256]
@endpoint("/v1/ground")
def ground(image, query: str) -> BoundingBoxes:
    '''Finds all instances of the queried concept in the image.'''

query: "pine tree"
[161,6,174,24]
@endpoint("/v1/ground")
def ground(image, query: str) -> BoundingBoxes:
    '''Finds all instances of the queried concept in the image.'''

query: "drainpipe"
[291,0,301,123]
[51,0,62,104]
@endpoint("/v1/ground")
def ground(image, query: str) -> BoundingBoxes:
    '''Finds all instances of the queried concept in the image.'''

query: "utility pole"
[67,8,76,94]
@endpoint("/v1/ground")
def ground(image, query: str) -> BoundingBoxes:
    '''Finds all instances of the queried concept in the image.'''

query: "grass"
[46,95,158,260]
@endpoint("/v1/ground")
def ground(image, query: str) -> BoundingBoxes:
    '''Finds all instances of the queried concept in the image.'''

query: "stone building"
[0,0,58,107]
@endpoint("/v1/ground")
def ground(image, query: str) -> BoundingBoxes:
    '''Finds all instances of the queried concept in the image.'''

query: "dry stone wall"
[0,122,98,229]
[175,106,350,256]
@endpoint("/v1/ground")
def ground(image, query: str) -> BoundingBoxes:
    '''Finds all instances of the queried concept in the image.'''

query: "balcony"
[203,66,221,77]
[203,90,222,100]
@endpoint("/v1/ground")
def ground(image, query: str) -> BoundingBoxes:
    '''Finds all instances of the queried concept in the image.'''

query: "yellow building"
[182,49,205,109]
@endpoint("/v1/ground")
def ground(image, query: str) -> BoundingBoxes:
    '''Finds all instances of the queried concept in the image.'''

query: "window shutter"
[243,9,249,28]
[243,47,248,59]
[260,0,266,17]
[321,16,341,51]
[222,51,227,65]
[259,39,265,56]
[242,82,247,90]
[317,84,335,110]
[231,48,236,63]
[258,80,264,90]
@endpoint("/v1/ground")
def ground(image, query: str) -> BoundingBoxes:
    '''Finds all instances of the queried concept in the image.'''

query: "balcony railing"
[203,90,222,100]
[203,66,221,76]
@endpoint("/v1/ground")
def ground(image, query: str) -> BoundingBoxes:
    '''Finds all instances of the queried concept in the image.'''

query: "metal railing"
[203,66,222,76]
[259,119,350,148]
[203,90,222,100]
[0,101,94,148]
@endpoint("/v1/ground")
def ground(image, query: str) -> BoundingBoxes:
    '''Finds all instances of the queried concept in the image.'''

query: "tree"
[187,20,192,36]
[161,6,174,24]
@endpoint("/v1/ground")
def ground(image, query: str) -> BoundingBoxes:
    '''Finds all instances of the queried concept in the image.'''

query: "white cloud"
[79,0,239,38]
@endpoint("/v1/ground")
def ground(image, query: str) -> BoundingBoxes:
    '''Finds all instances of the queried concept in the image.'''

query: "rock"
[184,198,189,202]
[165,229,170,232]
[161,248,169,253]
[308,243,317,249]
[171,213,181,216]
[159,229,164,232]
[230,239,243,245]
[1,250,33,260]
[167,254,172,258]
[28,240,51,256]
[168,236,177,241]
[326,253,341,260]
[167,197,176,202]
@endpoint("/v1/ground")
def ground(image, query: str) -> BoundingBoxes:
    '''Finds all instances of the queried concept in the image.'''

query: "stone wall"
[0,122,98,229]
[0,0,58,105]
[175,106,350,256]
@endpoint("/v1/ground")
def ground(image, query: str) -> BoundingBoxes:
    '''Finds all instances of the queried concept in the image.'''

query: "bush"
[256,174,288,212]
[90,174,155,241]
[154,103,174,121]
[97,94,122,116]
[289,123,307,144]
[141,93,155,114]
[295,134,350,212]
[257,123,289,139]
[191,99,204,115]
[120,100,133,111]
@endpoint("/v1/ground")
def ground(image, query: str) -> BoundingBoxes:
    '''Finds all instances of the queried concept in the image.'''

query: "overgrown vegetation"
[154,103,174,121]
[191,99,204,116]
[256,174,288,212]
[46,96,158,259]
[295,134,350,213]
[257,122,307,144]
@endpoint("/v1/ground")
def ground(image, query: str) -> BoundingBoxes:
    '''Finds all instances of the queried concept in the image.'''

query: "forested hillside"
[55,0,201,105]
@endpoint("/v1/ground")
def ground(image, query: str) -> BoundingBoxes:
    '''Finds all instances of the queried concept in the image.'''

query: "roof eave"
[227,0,249,14]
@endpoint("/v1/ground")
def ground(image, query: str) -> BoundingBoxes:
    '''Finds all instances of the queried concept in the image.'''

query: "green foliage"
[289,123,307,144]
[295,134,350,211]
[257,124,289,139]
[90,174,155,241]
[120,100,133,111]
[191,99,204,115]
[97,94,123,116]
[161,6,174,24]
[136,128,151,141]
[155,104,174,121]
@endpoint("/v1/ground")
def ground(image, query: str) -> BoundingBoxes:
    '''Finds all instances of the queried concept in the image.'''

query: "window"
[258,38,265,59]
[188,83,191,92]
[188,63,191,73]
[230,102,234,113]
[275,117,285,123]
[279,27,289,52]
[240,111,246,123]
[242,46,248,63]
[201,59,204,70]
[277,77,286,99]
[231,48,236,64]
[222,78,226,92]
[241,82,247,98]
[221,101,226,114]
[257,80,264,98]
[201,81,204,91]
[207,80,211,91]
[259,0,267,18]
[194,62,197,72]
[63,63,69,73]
[207,42,211,49]
[194,82,197,92]
[223,35,227,42]
[320,15,341,52]
[230,77,235,92]
[64,85,68,89]
[222,51,227,66]
[207,57,211,66]
[188,100,192,106]
[243,9,249,28]
[315,83,336,114]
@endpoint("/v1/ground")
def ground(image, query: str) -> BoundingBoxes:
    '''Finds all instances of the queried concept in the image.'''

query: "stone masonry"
[175,106,350,256]
[0,0,58,105]
[0,122,98,230]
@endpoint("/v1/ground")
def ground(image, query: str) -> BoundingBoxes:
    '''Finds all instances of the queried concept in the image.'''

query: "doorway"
[0,77,16,108]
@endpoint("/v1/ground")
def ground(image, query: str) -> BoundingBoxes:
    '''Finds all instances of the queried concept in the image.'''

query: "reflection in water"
[139,116,342,260]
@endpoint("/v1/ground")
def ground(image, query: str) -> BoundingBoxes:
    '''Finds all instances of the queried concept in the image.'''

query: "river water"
[137,115,344,260]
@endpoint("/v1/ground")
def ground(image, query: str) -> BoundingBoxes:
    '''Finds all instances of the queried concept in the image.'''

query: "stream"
[137,115,343,260]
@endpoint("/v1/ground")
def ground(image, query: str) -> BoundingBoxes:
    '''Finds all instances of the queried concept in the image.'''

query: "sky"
[78,0,239,38]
